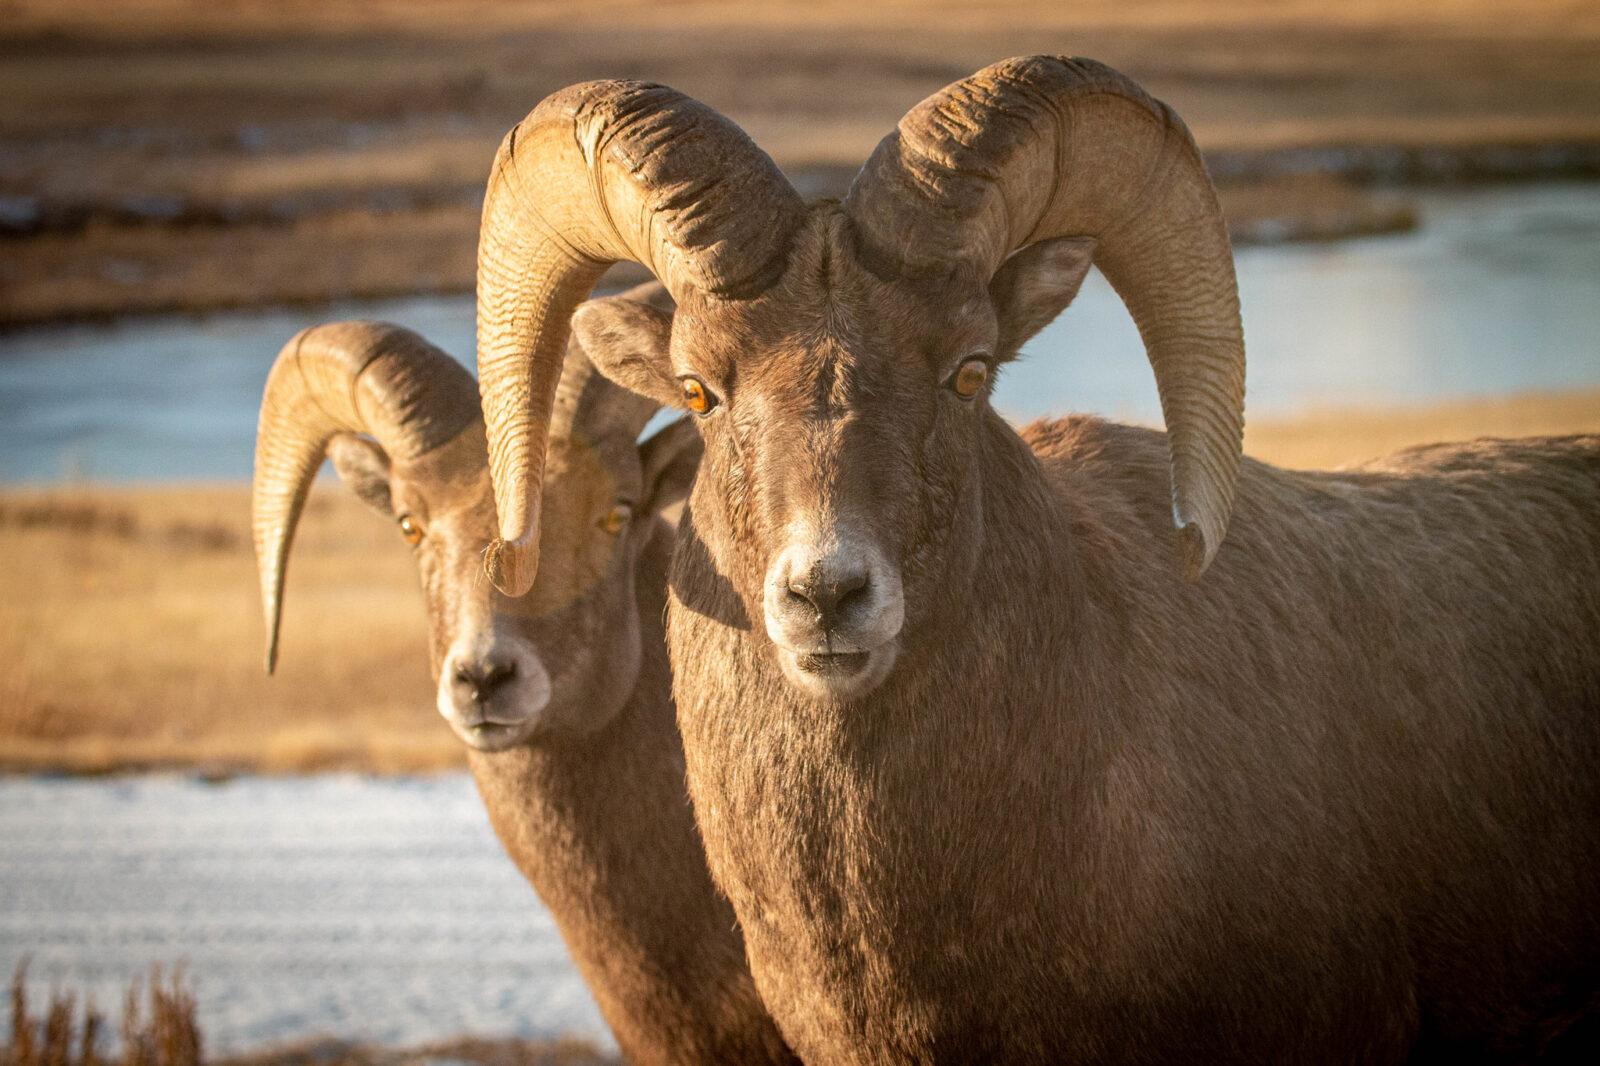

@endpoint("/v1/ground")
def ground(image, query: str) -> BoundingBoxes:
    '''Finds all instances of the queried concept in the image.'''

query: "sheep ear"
[990,236,1097,361]
[639,416,703,515]
[327,434,394,516]
[570,297,680,409]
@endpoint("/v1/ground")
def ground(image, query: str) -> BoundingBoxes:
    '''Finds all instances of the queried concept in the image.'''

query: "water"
[1,183,1597,483]
[0,774,613,1055]
[1003,182,1600,423]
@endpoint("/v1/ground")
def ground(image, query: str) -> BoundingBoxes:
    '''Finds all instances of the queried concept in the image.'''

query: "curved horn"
[252,322,478,672]
[845,55,1245,580]
[477,80,805,596]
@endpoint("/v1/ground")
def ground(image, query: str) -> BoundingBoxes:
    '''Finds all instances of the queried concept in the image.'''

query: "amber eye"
[599,503,633,535]
[398,515,424,546]
[951,357,990,399]
[680,376,718,416]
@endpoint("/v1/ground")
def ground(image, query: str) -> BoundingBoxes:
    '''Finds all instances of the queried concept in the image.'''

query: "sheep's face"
[573,206,1093,702]
[330,417,695,748]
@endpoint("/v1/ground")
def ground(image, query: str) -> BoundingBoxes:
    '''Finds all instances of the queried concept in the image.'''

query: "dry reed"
[6,963,199,1066]
[5,962,619,1066]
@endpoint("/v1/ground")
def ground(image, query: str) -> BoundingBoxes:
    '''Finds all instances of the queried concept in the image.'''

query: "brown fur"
[573,209,1600,1064]
[323,348,797,1066]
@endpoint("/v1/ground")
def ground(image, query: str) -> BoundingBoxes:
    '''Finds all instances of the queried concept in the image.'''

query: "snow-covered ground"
[0,773,612,1055]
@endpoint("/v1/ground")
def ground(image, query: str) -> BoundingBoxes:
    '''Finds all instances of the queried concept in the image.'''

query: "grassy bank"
[0,485,449,776]
[2,0,1597,325]
[3,390,1597,777]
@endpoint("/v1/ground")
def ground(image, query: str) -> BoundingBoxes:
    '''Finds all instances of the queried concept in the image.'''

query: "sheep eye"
[398,515,424,545]
[950,357,990,399]
[680,376,719,416]
[599,503,633,535]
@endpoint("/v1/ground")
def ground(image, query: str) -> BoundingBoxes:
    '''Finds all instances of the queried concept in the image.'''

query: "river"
[2,183,1598,483]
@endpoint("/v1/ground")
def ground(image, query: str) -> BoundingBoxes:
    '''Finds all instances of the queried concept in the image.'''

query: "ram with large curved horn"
[253,321,479,672]
[479,56,1600,1064]
[252,305,799,1066]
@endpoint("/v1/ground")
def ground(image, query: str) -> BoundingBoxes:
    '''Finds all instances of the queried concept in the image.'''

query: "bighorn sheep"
[471,56,1600,1063]
[250,297,798,1066]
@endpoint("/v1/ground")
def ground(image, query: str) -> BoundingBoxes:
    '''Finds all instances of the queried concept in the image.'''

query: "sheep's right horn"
[252,322,478,673]
[477,81,805,596]
[846,56,1245,581]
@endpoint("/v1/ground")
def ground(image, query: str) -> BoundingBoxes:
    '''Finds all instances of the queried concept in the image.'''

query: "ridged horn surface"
[252,322,478,672]
[845,55,1245,580]
[476,80,804,596]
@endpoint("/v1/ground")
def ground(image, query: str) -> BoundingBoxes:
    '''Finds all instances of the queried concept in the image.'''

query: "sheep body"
[464,56,1600,1064]
[670,419,1600,1064]
[254,309,796,1066]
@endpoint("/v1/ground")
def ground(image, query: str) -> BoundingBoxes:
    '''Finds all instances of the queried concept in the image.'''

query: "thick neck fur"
[670,417,1600,1065]
[470,520,797,1066]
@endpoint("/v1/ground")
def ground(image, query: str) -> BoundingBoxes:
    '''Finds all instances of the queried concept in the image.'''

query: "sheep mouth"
[793,651,870,675]
[439,714,535,753]
[775,642,898,702]
[465,717,525,735]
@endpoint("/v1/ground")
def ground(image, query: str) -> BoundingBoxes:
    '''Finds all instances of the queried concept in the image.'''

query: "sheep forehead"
[393,425,627,619]
[677,209,992,405]
[391,423,494,526]
[521,434,627,618]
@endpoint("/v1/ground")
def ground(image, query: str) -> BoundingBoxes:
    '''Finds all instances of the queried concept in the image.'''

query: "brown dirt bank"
[2,0,1597,326]
[3,389,1597,777]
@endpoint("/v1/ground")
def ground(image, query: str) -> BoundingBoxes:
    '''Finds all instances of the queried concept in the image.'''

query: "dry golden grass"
[0,483,457,776]
[1244,389,1600,470]
[7,962,200,1066]
[3,391,1597,776]
[3,208,482,326]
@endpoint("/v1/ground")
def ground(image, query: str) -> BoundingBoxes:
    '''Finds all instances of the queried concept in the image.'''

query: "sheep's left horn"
[476,80,804,597]
[845,56,1245,581]
[252,322,478,672]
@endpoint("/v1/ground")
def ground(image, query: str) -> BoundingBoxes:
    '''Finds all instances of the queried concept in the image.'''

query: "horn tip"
[485,536,538,597]
[1176,520,1213,583]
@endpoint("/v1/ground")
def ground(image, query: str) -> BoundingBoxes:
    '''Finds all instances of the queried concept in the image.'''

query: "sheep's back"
[1025,417,1600,1052]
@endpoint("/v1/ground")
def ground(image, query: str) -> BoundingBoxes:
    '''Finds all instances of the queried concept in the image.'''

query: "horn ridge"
[476,79,804,595]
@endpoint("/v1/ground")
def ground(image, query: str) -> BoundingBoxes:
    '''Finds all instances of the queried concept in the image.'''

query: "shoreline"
[0,159,1457,332]
[7,160,1593,332]
[6,0,1599,328]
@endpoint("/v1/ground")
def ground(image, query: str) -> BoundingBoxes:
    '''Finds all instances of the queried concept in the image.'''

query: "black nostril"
[834,573,868,615]
[454,658,516,701]
[787,567,870,632]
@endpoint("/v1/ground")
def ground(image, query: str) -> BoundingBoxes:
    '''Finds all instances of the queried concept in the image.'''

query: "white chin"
[776,644,898,702]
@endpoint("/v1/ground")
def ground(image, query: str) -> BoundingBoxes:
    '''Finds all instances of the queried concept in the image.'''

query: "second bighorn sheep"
[251,294,798,1066]
[470,57,1600,1062]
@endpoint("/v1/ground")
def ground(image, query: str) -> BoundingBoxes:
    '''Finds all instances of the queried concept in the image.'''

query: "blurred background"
[3,1,1598,1062]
